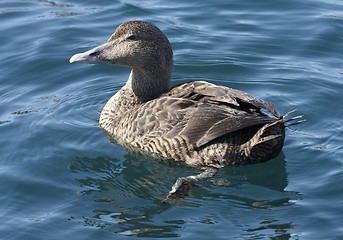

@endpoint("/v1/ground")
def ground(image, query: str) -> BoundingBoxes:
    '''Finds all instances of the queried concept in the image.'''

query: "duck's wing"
[164,81,280,148]
[167,81,281,118]
[165,102,274,148]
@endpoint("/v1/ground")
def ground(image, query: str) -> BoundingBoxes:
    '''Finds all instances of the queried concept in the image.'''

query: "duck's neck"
[99,67,171,131]
[129,68,171,102]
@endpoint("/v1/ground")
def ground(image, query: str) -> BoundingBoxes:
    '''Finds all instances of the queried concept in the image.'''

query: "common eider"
[70,21,303,199]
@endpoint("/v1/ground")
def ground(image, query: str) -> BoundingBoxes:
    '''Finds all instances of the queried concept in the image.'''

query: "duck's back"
[101,81,285,167]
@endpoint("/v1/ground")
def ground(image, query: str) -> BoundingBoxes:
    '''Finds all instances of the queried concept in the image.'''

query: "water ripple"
[1,0,343,239]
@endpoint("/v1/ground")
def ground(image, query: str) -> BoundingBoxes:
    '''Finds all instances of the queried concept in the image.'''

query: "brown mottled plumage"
[70,21,302,199]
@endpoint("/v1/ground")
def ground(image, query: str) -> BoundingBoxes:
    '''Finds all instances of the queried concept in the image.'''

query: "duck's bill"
[69,43,109,64]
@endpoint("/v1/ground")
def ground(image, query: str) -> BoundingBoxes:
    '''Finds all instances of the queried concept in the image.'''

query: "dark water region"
[1,0,343,239]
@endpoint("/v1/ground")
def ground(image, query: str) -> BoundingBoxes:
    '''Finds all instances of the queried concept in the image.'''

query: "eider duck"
[70,21,303,199]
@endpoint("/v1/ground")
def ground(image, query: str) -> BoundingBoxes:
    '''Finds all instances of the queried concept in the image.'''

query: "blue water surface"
[1,0,343,239]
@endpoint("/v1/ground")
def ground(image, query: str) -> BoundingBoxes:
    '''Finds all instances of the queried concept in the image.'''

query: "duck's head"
[70,21,173,74]
[70,21,173,101]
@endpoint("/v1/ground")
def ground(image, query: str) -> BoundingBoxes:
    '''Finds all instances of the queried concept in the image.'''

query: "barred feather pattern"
[99,81,285,167]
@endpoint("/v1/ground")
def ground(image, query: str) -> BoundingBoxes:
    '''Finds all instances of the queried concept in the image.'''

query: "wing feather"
[161,81,281,147]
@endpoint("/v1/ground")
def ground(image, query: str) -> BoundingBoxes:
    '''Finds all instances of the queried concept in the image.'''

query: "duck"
[69,20,303,199]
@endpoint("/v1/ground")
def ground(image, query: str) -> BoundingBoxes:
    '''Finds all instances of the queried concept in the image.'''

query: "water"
[1,0,343,239]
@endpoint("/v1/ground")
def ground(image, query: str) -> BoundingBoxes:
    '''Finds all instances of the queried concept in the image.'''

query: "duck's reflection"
[69,152,299,238]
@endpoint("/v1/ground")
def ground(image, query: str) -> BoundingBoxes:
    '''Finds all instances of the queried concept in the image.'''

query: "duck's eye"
[127,35,137,40]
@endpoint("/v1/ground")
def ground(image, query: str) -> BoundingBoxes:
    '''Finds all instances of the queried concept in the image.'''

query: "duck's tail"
[282,109,306,127]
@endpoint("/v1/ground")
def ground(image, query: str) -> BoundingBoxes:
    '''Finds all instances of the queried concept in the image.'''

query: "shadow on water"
[69,152,299,238]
